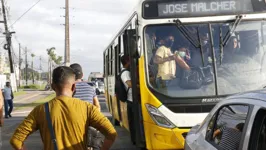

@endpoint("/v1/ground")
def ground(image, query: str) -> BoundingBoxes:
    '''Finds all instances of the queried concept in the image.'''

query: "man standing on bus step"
[120,54,136,144]
[70,63,103,150]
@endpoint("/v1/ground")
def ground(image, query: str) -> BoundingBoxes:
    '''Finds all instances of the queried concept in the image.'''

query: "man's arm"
[11,89,14,99]
[101,139,115,150]
[121,71,132,88]
[154,55,175,64]
[89,105,117,149]
[153,47,175,64]
[93,96,101,112]
[0,91,4,127]
[10,107,39,150]
[175,55,190,70]
[213,129,221,138]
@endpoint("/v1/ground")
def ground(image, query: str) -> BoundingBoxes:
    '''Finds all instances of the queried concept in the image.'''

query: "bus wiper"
[174,19,200,48]
[219,26,224,65]
[197,27,205,66]
[174,19,205,66]
[223,15,243,47]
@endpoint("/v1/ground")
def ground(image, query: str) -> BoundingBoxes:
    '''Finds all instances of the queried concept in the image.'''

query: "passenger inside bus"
[189,34,213,67]
[153,30,190,89]
[223,36,240,62]
[145,21,266,97]
[146,28,159,87]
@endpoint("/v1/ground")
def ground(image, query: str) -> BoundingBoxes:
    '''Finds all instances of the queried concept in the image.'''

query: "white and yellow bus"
[103,0,266,149]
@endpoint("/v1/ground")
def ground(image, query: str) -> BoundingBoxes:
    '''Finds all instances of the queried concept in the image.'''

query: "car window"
[206,104,249,150]
[249,109,266,150]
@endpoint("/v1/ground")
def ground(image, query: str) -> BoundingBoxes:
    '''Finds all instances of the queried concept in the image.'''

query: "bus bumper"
[144,122,190,150]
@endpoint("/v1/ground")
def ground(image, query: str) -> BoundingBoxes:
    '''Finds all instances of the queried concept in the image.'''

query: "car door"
[248,106,266,150]
[187,103,251,150]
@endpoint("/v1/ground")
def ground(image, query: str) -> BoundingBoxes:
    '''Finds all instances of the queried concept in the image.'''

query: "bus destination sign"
[143,0,266,18]
[158,1,243,16]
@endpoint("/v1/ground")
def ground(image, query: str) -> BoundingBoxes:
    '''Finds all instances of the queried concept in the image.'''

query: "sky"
[2,0,139,78]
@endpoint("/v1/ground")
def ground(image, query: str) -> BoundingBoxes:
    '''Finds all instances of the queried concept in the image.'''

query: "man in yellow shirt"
[154,32,190,88]
[10,66,117,150]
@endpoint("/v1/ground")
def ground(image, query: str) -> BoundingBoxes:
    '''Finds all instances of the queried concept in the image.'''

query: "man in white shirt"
[2,82,14,118]
[120,54,135,144]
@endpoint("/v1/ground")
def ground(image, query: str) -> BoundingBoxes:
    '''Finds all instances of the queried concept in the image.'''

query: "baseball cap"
[70,63,83,79]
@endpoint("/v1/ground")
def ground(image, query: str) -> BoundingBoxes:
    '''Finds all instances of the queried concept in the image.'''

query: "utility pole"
[39,56,42,81]
[1,0,15,73]
[31,53,35,85]
[25,47,28,86]
[65,0,70,66]
[18,43,21,87]
[48,56,51,85]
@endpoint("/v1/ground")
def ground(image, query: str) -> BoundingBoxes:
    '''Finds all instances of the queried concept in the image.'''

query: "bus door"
[125,28,146,148]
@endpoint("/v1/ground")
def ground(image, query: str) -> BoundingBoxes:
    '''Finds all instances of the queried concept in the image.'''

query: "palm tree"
[46,47,62,84]
[55,56,62,65]
[31,53,35,84]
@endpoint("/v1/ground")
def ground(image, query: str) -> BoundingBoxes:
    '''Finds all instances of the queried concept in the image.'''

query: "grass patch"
[32,93,56,104]
[13,91,26,97]
[15,93,56,110]
[19,84,46,90]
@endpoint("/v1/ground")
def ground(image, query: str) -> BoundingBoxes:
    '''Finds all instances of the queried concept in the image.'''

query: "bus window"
[144,20,266,98]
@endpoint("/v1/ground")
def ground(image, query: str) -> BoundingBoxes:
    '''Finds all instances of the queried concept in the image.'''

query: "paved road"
[1,90,140,150]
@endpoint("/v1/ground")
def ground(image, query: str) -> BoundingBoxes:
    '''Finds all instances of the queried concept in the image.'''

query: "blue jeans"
[156,77,171,89]
[4,99,13,117]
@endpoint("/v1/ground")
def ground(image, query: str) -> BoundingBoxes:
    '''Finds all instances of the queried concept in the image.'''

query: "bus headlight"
[146,104,175,129]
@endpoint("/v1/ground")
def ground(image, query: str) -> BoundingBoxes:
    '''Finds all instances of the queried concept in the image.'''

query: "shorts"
[87,127,104,150]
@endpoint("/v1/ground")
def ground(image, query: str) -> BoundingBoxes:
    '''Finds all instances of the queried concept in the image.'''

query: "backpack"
[179,66,214,89]
[180,69,203,89]
[115,69,129,102]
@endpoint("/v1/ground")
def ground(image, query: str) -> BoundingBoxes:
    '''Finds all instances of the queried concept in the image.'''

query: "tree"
[54,56,62,65]
[31,53,35,84]
[46,47,63,84]
[47,47,62,65]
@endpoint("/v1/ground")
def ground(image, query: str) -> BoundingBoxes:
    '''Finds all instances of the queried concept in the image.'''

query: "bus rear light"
[146,104,175,129]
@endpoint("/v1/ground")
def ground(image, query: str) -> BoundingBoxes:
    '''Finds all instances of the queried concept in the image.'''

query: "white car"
[185,89,266,150]
[97,81,105,94]
[87,82,100,95]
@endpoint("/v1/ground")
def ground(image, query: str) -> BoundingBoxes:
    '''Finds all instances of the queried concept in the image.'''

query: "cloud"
[5,0,139,77]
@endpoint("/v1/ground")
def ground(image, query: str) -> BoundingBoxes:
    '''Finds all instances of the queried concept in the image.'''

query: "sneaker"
[5,116,8,119]
[9,114,12,117]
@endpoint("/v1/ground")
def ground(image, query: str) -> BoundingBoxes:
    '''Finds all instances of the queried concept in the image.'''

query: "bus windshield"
[145,20,266,98]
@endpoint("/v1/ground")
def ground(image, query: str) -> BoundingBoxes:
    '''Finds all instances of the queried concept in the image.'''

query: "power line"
[9,0,42,28]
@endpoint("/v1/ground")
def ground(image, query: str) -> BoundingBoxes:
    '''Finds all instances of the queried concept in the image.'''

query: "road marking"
[12,110,32,114]
[14,93,41,103]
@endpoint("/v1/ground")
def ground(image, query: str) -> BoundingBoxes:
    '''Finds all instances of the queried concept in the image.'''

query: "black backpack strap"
[45,102,58,150]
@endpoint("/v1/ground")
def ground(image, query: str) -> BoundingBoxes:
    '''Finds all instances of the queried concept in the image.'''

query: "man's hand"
[100,138,115,150]
[0,117,3,127]
[16,145,26,150]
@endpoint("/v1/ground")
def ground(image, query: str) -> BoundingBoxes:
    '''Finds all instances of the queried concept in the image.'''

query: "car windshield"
[98,82,104,86]
[145,20,266,98]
